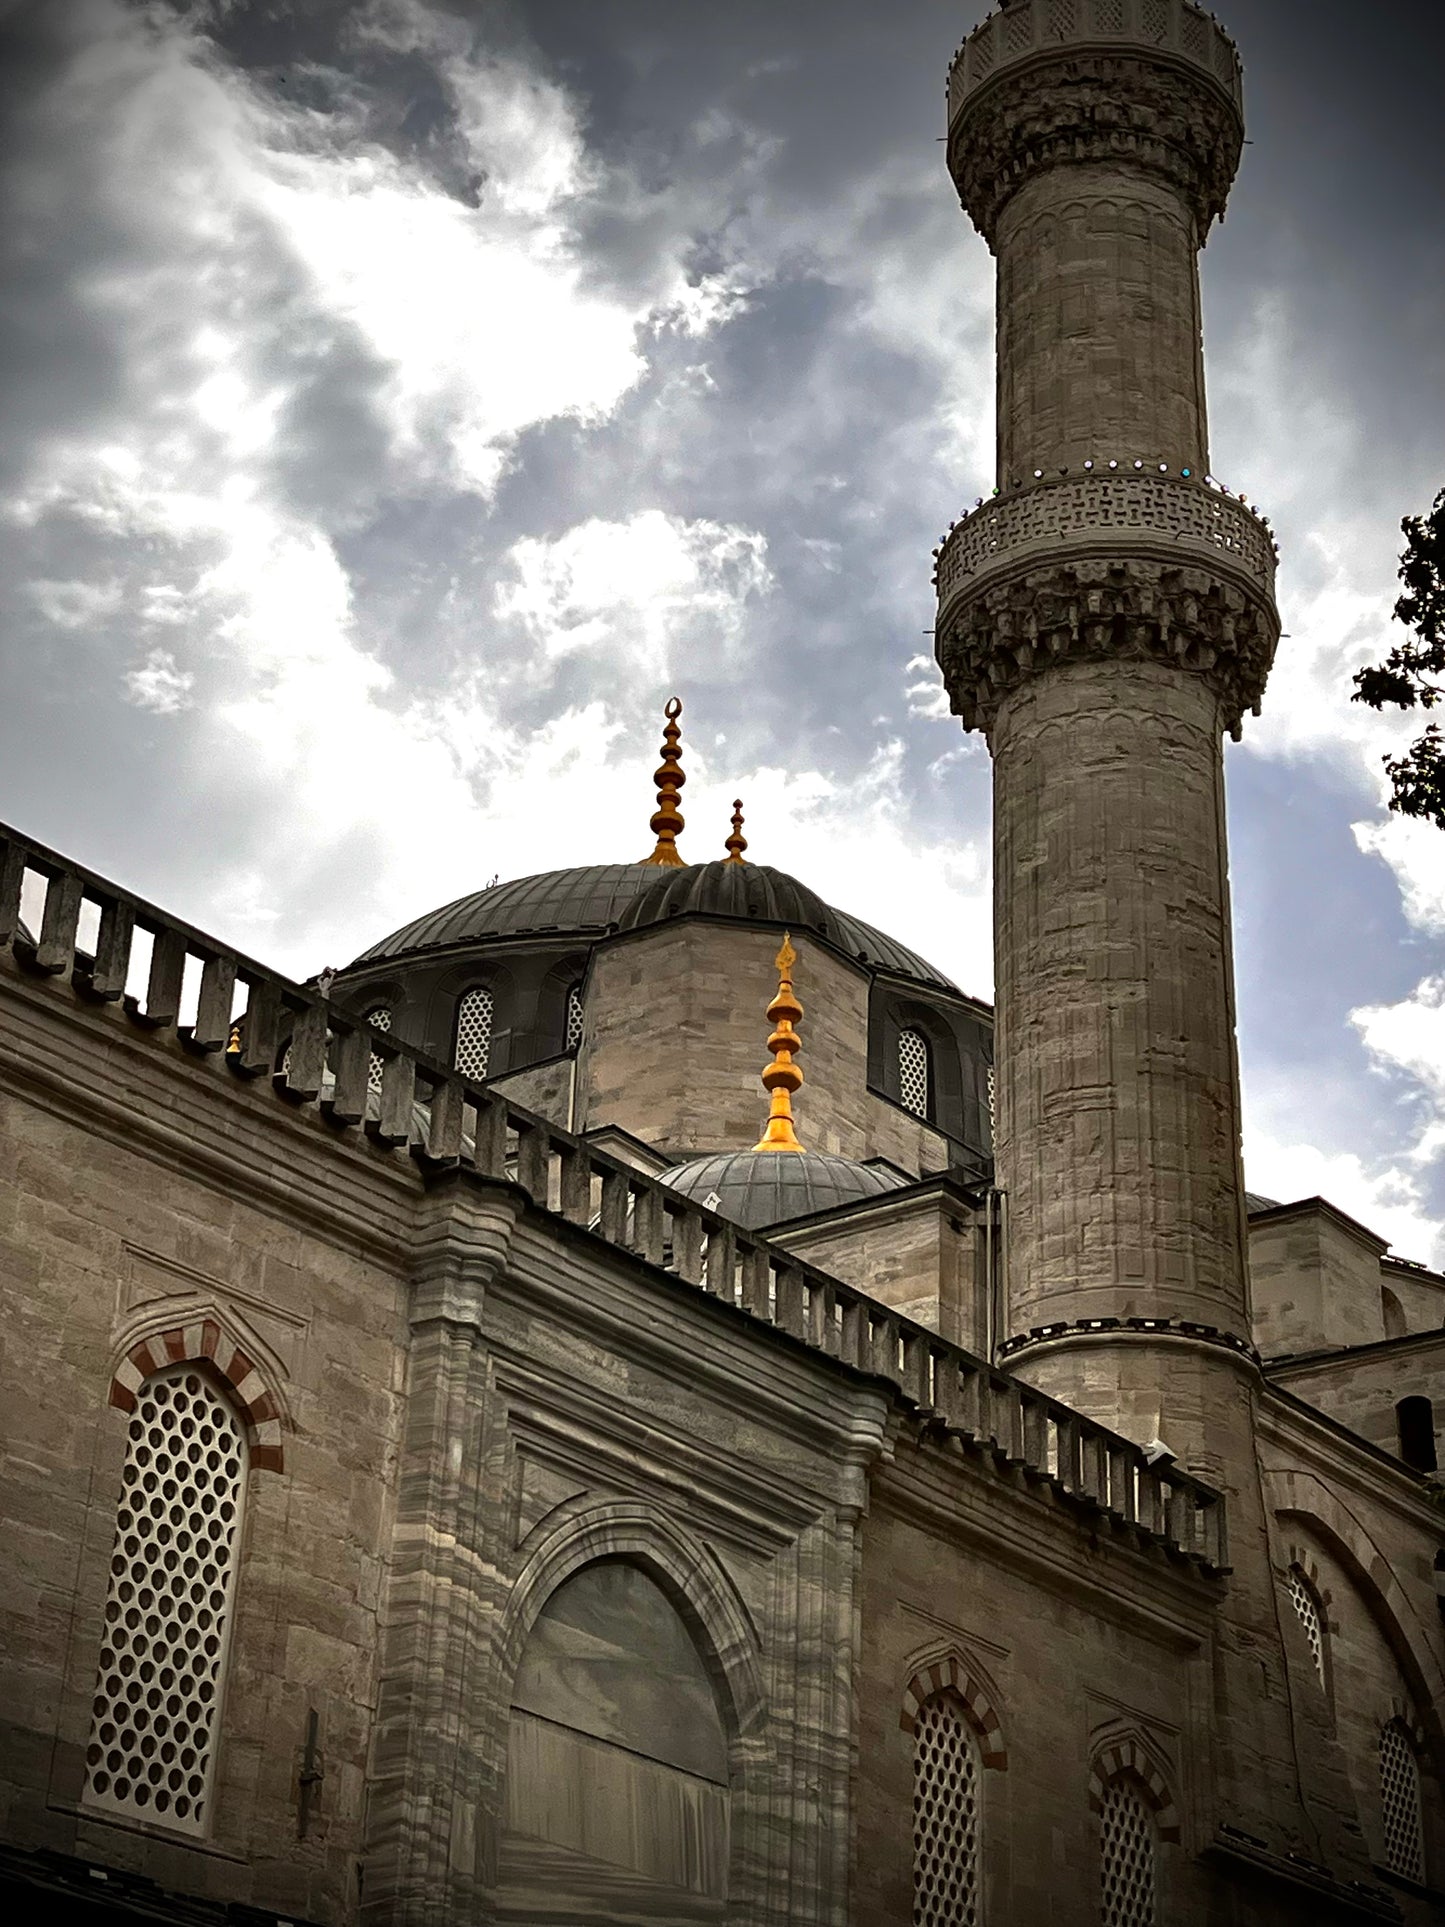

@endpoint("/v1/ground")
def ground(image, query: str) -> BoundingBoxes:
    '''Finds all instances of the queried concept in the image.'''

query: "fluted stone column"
[935,0,1280,1462]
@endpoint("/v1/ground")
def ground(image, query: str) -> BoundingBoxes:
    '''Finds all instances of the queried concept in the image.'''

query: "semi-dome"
[352,858,956,992]
[663,1148,908,1232]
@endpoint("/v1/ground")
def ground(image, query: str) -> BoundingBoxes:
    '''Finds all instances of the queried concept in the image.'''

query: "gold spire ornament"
[724,798,748,864]
[753,933,806,1153]
[641,697,687,866]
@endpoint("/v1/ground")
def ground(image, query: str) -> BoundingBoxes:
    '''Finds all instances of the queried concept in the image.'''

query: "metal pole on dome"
[640,698,687,866]
[753,934,806,1153]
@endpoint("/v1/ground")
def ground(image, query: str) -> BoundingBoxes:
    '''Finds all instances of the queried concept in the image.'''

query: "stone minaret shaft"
[935,0,1280,1460]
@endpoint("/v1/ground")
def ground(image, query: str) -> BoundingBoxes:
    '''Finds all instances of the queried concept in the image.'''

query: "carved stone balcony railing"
[1,820,1228,1575]
[948,0,1243,126]
[935,470,1277,618]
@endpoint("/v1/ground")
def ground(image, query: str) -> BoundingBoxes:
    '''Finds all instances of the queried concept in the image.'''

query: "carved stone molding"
[935,554,1279,737]
[948,50,1244,246]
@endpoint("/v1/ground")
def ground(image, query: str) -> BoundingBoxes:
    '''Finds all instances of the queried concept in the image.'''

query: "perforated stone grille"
[1050,0,1078,29]
[1095,0,1125,30]
[454,986,494,1079]
[565,983,585,1051]
[1287,1567,1326,1686]
[365,1004,392,1096]
[912,1695,981,1927]
[1100,1778,1156,1927]
[1380,1721,1424,1883]
[1005,6,1033,52]
[1142,0,1169,35]
[935,473,1276,611]
[900,1028,930,1119]
[83,1369,247,1836]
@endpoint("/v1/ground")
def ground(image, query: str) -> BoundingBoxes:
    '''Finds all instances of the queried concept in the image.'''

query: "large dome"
[663,1148,909,1231]
[353,859,957,991]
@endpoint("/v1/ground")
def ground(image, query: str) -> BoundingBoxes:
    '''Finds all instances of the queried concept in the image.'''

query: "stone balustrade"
[948,0,1243,125]
[0,820,1228,1575]
[935,469,1276,617]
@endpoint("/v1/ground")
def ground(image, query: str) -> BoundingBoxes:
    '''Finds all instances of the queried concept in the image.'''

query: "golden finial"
[641,696,686,866]
[724,798,748,864]
[753,933,805,1153]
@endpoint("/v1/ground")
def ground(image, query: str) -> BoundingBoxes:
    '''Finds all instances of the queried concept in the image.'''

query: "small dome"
[663,1148,908,1231]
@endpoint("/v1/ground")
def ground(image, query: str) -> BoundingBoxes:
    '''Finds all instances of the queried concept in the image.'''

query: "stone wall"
[1250,1202,1392,1358]
[581,921,905,1168]
[0,953,414,1925]
[778,1187,985,1350]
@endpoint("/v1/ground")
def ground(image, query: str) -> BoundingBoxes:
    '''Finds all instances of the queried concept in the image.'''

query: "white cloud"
[26,577,123,628]
[126,646,193,713]
[494,510,772,678]
[1243,1118,1441,1265]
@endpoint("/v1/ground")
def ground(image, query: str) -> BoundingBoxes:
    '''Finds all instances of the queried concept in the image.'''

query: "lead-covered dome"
[352,858,956,992]
[663,1148,908,1231]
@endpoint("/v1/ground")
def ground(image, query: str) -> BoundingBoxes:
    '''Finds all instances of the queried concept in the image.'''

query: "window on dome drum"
[564,981,584,1051]
[82,1367,248,1836]
[1286,1565,1327,1687]
[1396,1396,1438,1473]
[454,986,495,1080]
[365,1004,392,1097]
[1100,1776,1157,1927]
[1380,1719,1425,1883]
[899,1027,931,1119]
[912,1693,981,1927]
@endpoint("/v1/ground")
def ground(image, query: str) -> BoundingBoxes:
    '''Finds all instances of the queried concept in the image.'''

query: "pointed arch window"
[899,1027,932,1119]
[912,1692,982,1926]
[1397,1396,1438,1473]
[1286,1564,1327,1687]
[364,1004,392,1097]
[1100,1774,1157,1927]
[83,1367,248,1835]
[454,986,495,1080]
[564,981,585,1052]
[1381,1719,1425,1883]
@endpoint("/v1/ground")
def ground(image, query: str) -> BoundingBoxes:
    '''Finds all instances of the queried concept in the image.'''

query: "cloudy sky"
[2,0,1444,1255]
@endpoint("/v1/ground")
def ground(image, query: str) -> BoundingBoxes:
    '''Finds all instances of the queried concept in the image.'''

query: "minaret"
[934,0,1281,1471]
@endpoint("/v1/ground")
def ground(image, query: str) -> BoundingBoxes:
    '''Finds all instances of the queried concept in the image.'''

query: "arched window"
[503,1560,728,1904]
[1382,1285,1407,1340]
[899,1027,931,1119]
[912,1692,982,1926]
[564,981,585,1052]
[364,1004,392,1097]
[1380,1719,1425,1883]
[1286,1564,1327,1687]
[1397,1396,1438,1474]
[454,986,495,1080]
[1100,1775,1157,1927]
[83,1367,248,1835]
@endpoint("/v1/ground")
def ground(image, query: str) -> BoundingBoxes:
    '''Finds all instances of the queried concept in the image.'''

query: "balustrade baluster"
[423,1074,465,1161]
[35,870,84,975]
[191,954,237,1052]
[85,896,136,1001]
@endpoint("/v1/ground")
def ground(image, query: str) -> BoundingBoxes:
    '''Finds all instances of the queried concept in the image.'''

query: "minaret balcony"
[933,469,1280,737]
[948,0,1243,127]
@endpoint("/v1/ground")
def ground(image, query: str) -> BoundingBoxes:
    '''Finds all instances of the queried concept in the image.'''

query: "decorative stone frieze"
[936,551,1279,738]
[948,49,1243,246]
[948,0,1243,127]
[934,470,1277,605]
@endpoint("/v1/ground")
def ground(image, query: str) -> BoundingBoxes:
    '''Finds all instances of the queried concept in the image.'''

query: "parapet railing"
[947,0,1243,123]
[0,821,1227,1574]
[933,467,1277,612]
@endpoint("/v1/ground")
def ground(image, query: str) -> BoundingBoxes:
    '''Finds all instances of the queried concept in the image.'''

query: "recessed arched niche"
[501,1558,730,1915]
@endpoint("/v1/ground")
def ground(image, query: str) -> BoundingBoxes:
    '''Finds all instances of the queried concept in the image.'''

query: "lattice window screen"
[565,983,585,1051]
[1286,1567,1326,1686]
[912,1695,981,1927]
[1100,1777,1157,1927]
[986,1065,996,1137]
[454,987,494,1080]
[1381,1721,1425,1883]
[899,1028,931,1119]
[83,1368,247,1835]
[365,1004,392,1096]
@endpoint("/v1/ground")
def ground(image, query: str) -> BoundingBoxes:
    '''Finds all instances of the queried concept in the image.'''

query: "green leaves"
[1351,489,1445,825]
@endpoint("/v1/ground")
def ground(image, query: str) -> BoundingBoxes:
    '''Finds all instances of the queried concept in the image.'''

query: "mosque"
[0,1,1442,1923]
